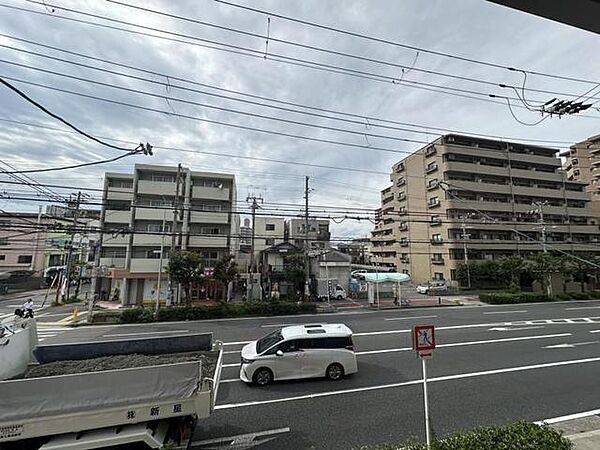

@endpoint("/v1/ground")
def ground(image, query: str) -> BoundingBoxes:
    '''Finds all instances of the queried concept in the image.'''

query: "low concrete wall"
[34,332,213,364]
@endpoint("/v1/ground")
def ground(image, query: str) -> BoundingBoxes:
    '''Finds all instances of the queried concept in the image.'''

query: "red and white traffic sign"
[413,325,436,358]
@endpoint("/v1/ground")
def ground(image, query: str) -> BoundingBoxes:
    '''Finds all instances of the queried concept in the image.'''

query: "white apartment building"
[253,216,286,253]
[98,164,238,305]
[286,218,331,249]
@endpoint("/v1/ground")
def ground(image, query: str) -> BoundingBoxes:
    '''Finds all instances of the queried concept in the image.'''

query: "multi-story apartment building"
[286,218,330,249]
[253,216,286,253]
[98,164,238,305]
[561,134,600,218]
[371,134,600,284]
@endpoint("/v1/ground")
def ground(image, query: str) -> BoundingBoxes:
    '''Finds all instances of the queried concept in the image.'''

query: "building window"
[425,145,437,156]
[147,223,171,232]
[426,162,438,173]
[197,179,224,188]
[434,272,445,280]
[18,255,32,264]
[201,227,220,235]
[265,238,275,246]
[0,255,5,261]
[150,174,175,183]
[265,223,275,231]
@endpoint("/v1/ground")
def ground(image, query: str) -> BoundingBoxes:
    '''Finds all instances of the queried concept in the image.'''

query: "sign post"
[413,325,436,448]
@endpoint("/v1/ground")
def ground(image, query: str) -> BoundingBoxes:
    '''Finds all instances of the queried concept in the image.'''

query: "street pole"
[422,357,431,448]
[65,191,82,302]
[324,254,331,305]
[304,176,310,300]
[170,164,182,305]
[461,217,471,289]
[30,205,42,272]
[246,194,263,302]
[533,201,551,296]
[156,210,166,314]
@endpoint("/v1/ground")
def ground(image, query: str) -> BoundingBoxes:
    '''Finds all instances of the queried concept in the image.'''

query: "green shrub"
[154,302,317,322]
[570,292,590,300]
[479,292,556,304]
[119,308,155,323]
[360,421,572,450]
[555,293,572,301]
[89,310,121,324]
[589,290,600,299]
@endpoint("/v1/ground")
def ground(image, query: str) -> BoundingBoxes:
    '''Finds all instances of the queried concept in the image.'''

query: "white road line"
[222,363,240,368]
[215,356,600,410]
[483,310,527,315]
[590,330,600,333]
[103,330,190,338]
[565,306,600,311]
[535,408,600,425]
[384,315,438,321]
[189,427,290,447]
[220,379,239,383]
[223,341,252,346]
[356,333,571,355]
[488,326,545,332]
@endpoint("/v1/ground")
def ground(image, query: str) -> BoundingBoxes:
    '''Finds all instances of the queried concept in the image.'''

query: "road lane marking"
[220,334,573,372]
[356,333,571,355]
[189,427,290,448]
[488,326,545,331]
[535,408,600,425]
[103,329,190,337]
[483,310,527,315]
[220,379,239,383]
[544,341,600,349]
[590,330,600,333]
[384,315,438,321]
[215,356,600,410]
[565,306,600,311]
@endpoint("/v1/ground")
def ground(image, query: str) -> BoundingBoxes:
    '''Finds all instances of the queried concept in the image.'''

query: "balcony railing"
[431,258,445,265]
[431,238,444,245]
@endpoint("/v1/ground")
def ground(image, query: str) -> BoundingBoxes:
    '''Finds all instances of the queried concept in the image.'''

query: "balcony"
[431,258,445,265]
[106,187,133,201]
[431,238,444,245]
[430,219,442,227]
[192,185,230,201]
[427,181,439,191]
[99,257,126,269]
[130,258,169,273]
[103,234,129,246]
[425,164,438,174]
[104,210,131,224]
[188,235,228,248]
[428,199,441,208]
[397,193,406,201]
[133,233,167,246]
[399,240,409,247]
[190,211,229,224]
[398,209,407,216]
[135,207,174,221]
[394,162,405,173]
[400,257,409,264]
[137,180,176,196]
[399,223,408,231]
[425,145,437,157]
[396,178,406,187]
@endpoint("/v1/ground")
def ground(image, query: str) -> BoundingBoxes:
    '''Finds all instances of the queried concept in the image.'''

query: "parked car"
[240,324,358,386]
[350,269,367,279]
[416,281,448,295]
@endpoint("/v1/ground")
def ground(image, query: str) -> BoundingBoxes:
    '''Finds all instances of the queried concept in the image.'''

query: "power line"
[0,33,579,146]
[213,0,600,86]
[6,2,599,119]
[0,57,427,153]
[106,0,600,102]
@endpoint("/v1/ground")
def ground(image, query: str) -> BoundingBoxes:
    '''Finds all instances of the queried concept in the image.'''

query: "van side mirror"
[276,350,284,357]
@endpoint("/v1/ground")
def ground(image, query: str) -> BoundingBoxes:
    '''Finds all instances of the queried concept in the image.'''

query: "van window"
[264,339,299,355]
[257,329,283,353]
[298,337,353,349]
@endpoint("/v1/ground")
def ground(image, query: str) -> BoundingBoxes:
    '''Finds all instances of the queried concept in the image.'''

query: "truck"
[314,278,347,301]
[0,326,223,450]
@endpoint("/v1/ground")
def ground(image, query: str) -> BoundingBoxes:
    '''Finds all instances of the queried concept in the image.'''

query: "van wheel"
[252,368,273,386]
[326,363,344,381]
[336,295,344,300]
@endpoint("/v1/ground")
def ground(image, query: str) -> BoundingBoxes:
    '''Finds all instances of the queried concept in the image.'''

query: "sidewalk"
[550,415,600,449]
[319,294,483,312]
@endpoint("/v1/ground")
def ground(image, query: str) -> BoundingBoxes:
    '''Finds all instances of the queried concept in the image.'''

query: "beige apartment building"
[371,134,600,284]
[561,134,600,218]
[98,164,238,305]
[286,218,330,249]
[253,216,286,253]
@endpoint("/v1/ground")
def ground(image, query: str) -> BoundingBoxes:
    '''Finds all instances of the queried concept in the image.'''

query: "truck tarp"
[0,361,200,422]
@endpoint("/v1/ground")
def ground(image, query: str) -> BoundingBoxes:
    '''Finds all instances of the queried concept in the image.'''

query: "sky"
[0,0,599,241]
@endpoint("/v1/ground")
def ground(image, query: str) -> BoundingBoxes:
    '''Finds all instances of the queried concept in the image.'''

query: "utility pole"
[30,205,42,271]
[64,191,82,302]
[531,201,551,296]
[304,176,310,300]
[156,209,167,313]
[246,194,263,302]
[461,216,472,290]
[170,164,183,305]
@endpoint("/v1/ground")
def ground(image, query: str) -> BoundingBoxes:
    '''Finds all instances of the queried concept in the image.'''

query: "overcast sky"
[1,0,599,240]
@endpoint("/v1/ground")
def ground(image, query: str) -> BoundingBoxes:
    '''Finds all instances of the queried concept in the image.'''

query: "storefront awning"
[363,272,411,283]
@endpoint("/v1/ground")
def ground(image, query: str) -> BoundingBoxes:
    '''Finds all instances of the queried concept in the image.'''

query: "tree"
[497,256,525,291]
[166,251,206,305]
[283,254,305,298]
[214,254,238,302]
[523,253,566,297]
[569,254,600,292]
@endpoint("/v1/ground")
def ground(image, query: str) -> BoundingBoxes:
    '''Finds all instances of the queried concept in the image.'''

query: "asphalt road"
[40,301,600,449]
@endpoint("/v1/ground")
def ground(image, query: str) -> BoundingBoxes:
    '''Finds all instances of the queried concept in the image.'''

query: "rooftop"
[282,324,353,340]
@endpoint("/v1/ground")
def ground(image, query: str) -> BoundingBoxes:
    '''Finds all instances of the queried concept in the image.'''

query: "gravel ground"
[21,351,219,379]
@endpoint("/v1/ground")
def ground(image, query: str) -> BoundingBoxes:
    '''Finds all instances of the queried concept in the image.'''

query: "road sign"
[413,325,436,357]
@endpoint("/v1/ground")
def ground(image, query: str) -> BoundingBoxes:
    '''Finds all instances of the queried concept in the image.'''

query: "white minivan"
[240,324,358,386]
